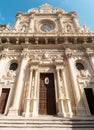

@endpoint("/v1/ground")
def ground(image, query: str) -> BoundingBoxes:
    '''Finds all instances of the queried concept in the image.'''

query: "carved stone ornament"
[65,48,73,58]
[0,24,10,32]
[42,52,49,59]
[39,4,53,14]
[77,70,91,78]
[8,71,16,77]
[44,77,49,85]
[86,48,94,57]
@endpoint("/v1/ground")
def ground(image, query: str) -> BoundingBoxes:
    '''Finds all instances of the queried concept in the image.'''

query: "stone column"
[0,55,9,78]
[86,48,94,72]
[22,67,33,117]
[32,67,38,116]
[61,67,73,117]
[8,56,29,116]
[66,54,85,116]
[56,66,65,117]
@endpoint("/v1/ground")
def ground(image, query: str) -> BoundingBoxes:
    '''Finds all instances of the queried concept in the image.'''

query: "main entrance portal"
[39,73,56,115]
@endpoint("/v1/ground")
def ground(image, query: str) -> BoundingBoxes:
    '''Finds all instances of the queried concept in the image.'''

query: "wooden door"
[39,73,56,115]
[84,88,94,115]
[0,89,10,114]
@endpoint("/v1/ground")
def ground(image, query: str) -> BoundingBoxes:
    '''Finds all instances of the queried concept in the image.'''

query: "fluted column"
[8,56,29,116]
[23,67,33,117]
[56,66,65,117]
[61,67,73,117]
[32,67,38,116]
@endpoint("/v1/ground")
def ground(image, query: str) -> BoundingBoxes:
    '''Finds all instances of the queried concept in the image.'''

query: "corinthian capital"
[65,48,73,58]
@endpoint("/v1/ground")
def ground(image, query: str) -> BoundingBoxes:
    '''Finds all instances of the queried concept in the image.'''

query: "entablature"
[0,33,94,47]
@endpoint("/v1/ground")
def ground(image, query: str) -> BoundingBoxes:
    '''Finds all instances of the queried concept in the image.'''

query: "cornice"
[0,33,94,46]
[0,32,94,37]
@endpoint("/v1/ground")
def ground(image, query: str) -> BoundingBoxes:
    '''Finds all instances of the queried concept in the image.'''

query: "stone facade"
[0,4,94,119]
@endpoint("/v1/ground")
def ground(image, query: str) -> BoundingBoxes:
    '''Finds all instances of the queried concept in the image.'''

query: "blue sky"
[0,0,94,31]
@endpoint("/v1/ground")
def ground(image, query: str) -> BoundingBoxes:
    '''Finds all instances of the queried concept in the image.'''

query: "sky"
[0,0,94,31]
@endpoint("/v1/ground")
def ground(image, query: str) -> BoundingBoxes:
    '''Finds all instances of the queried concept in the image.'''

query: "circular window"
[41,23,53,32]
[9,62,18,71]
[76,62,85,70]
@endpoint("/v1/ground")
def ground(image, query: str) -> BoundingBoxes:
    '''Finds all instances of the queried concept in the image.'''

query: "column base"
[57,112,64,117]
[64,112,73,118]
[32,99,38,116]
[76,106,87,116]
[58,112,73,118]
[22,112,33,117]
[8,108,20,116]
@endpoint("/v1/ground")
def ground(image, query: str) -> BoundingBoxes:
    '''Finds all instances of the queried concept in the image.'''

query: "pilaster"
[22,67,33,117]
[0,55,8,78]
[56,66,65,117]
[32,66,38,117]
[86,48,94,72]
[8,56,29,116]
[61,67,73,117]
[65,49,85,116]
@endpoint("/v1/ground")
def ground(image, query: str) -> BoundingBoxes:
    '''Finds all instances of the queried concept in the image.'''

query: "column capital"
[21,53,30,60]
[65,48,73,58]
[86,48,94,57]
[30,65,38,71]
[56,65,64,71]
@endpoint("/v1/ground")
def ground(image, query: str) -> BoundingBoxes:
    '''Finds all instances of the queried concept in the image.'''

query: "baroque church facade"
[0,4,94,118]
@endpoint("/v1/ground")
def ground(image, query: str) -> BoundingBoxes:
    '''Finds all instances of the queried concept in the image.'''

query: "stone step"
[0,116,94,128]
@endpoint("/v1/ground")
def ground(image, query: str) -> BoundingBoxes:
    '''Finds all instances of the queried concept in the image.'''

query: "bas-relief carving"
[21,49,63,62]
[77,70,91,78]
[1,70,16,82]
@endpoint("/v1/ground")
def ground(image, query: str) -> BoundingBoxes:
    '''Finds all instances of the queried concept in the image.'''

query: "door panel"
[84,88,94,115]
[39,73,56,115]
[0,89,10,114]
